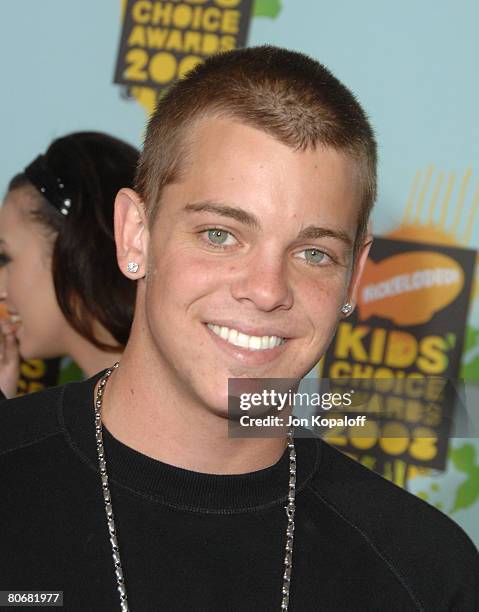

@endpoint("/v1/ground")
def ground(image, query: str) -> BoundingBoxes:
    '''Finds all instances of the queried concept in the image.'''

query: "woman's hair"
[8,131,139,351]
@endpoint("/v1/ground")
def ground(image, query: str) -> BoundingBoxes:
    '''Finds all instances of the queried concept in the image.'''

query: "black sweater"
[0,375,478,611]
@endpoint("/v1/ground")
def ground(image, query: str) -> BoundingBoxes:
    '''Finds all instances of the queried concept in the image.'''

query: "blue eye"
[300,249,326,264]
[208,229,228,244]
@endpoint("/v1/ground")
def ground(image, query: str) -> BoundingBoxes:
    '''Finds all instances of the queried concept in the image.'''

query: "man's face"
[141,118,368,413]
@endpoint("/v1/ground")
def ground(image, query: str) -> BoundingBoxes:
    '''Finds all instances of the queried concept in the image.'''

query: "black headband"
[24,155,73,216]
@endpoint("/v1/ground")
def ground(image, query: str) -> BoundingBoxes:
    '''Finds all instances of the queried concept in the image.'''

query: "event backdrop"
[1,1,478,545]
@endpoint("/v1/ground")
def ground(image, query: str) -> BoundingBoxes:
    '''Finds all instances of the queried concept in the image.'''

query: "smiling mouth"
[207,323,286,351]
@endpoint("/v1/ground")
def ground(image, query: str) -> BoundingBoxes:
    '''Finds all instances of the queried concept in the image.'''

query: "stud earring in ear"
[341,302,353,315]
[126,261,139,273]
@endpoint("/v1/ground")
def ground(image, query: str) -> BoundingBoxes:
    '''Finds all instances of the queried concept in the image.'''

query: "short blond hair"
[136,45,377,252]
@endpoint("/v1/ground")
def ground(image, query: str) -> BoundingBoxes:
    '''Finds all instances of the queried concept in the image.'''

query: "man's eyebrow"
[182,203,353,248]
[182,201,261,229]
[296,225,354,248]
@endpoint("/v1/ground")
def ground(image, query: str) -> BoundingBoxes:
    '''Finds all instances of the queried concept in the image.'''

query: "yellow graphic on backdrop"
[393,166,479,493]
[384,166,477,482]
[321,166,478,485]
[392,166,479,263]
[119,0,251,115]
[121,0,161,114]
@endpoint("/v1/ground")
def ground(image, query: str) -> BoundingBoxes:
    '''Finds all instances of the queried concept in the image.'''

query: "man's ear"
[344,232,373,315]
[114,188,149,279]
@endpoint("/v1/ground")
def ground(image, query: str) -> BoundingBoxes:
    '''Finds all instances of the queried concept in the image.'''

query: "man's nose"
[230,252,293,312]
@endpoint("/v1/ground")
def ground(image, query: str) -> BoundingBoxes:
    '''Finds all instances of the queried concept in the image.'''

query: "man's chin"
[192,383,230,418]
[198,396,233,420]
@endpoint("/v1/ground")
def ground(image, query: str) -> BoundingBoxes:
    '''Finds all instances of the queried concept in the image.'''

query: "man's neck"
[99,339,287,475]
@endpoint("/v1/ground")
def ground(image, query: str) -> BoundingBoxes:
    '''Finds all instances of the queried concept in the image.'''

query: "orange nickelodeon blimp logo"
[357,252,464,326]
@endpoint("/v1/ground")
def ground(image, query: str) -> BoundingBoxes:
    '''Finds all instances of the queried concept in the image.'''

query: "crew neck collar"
[60,371,322,513]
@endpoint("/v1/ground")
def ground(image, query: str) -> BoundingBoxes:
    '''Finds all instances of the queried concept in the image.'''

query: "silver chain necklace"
[94,363,297,611]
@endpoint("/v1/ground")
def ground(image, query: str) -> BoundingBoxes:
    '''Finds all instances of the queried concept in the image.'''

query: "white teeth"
[207,324,285,351]
[237,332,249,348]
[248,336,262,350]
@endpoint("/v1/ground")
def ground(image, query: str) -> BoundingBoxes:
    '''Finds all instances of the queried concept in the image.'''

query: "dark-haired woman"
[0,131,139,398]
